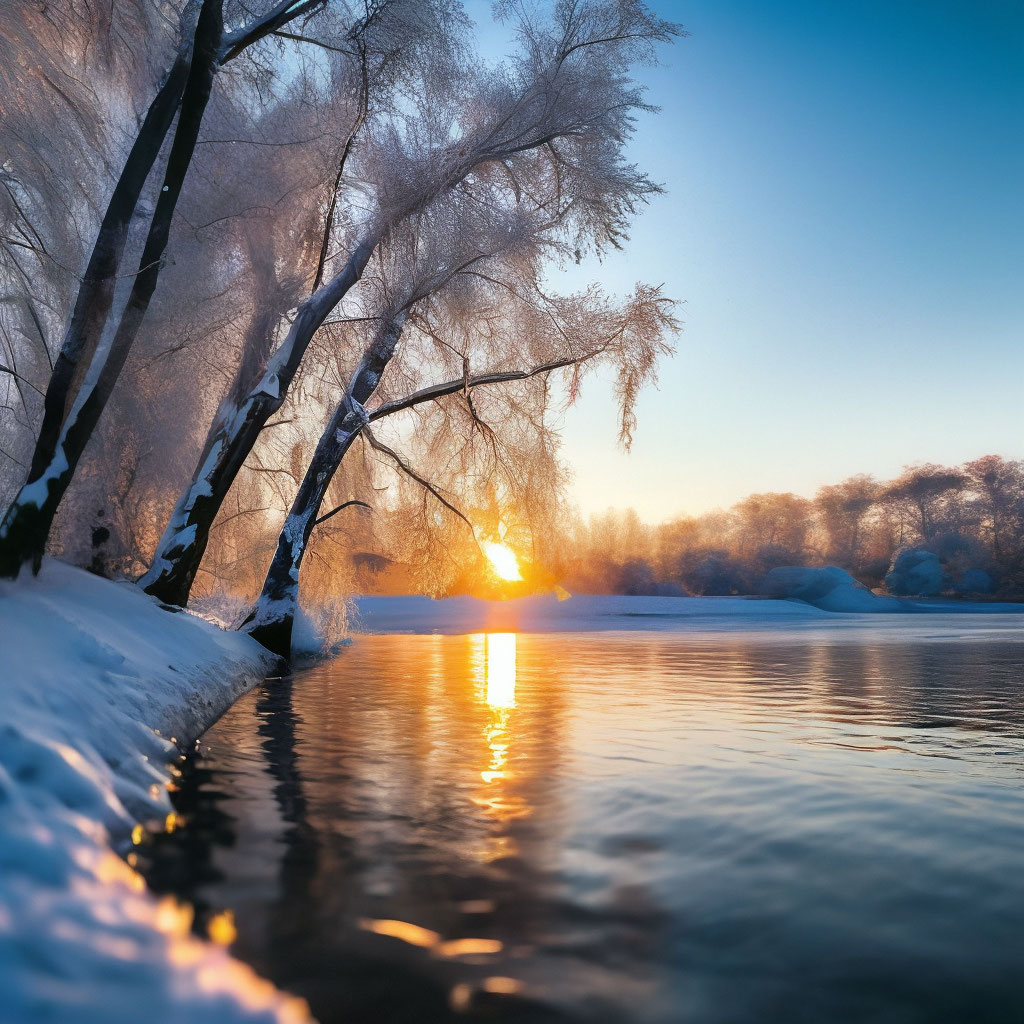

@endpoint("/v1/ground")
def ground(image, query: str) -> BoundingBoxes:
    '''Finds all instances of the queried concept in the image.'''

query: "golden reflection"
[481,716,510,785]
[358,918,441,949]
[448,977,525,1014]
[207,908,238,945]
[471,633,530,848]
[485,633,516,708]
[459,899,496,914]
[483,977,524,995]
[359,919,502,961]
[435,936,503,958]
[449,983,473,1013]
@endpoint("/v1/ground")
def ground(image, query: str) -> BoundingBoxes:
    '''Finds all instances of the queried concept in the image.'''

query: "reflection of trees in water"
[648,634,1024,735]
[246,676,328,973]
[134,742,236,920]
[803,640,1024,733]
[137,676,325,949]
[243,637,584,1021]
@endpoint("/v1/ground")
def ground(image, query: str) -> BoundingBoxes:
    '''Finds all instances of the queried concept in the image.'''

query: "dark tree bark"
[137,236,377,605]
[0,0,223,578]
[28,4,202,487]
[242,316,406,655]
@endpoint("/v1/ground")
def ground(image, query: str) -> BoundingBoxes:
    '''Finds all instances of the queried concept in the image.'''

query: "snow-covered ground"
[354,591,1024,638]
[0,560,311,1024]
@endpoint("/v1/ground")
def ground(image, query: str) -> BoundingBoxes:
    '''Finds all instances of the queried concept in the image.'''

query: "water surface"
[140,623,1024,1023]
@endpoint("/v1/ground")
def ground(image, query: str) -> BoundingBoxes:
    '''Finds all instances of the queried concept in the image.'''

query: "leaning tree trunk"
[242,332,601,655]
[138,236,378,606]
[0,0,222,579]
[26,2,201,490]
[242,316,406,656]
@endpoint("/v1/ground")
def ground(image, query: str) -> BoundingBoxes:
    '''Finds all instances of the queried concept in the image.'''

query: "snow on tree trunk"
[139,236,378,605]
[0,0,222,580]
[243,316,405,656]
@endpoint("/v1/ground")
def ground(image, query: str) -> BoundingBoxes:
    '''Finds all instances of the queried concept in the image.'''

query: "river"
[137,618,1024,1023]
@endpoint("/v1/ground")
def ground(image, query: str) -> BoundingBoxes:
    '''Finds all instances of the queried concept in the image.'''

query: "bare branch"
[368,352,601,421]
[314,498,371,527]
[362,426,479,546]
[0,362,45,397]
[219,1,326,63]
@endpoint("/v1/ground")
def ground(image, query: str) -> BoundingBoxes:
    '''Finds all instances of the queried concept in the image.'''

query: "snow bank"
[759,565,905,612]
[886,548,948,596]
[354,591,841,634]
[0,560,310,1024]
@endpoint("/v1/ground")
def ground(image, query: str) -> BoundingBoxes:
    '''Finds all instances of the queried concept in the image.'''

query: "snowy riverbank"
[0,560,310,1023]
[354,591,1024,637]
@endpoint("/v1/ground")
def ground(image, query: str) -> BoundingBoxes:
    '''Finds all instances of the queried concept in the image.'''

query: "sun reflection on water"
[472,633,530,844]
[485,633,517,708]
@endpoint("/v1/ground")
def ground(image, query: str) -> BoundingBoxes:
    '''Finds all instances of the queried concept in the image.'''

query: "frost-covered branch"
[362,425,477,538]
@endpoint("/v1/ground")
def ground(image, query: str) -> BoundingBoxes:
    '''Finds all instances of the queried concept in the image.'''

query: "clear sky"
[480,0,1024,521]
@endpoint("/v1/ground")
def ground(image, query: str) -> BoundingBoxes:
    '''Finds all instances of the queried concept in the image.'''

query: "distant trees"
[880,464,970,544]
[813,475,878,567]
[962,456,1024,563]
[731,492,812,568]
[541,457,1024,601]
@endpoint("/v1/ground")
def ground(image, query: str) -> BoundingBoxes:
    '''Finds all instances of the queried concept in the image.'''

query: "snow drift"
[759,565,905,612]
[886,548,948,596]
[0,560,310,1024]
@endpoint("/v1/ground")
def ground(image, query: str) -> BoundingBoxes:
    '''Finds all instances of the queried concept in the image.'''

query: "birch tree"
[244,274,677,653]
[0,0,441,576]
[140,0,680,606]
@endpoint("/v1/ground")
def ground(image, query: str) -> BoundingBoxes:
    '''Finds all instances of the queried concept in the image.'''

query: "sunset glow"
[482,541,522,581]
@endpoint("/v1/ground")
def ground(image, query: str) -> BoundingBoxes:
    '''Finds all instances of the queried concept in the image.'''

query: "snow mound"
[886,549,947,596]
[955,568,995,595]
[0,560,310,1024]
[760,565,905,612]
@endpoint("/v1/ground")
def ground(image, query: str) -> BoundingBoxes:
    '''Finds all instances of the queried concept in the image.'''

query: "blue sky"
[478,0,1024,520]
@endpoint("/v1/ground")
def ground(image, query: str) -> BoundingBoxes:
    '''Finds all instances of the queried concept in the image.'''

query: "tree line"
[0,0,681,654]
[543,457,1024,600]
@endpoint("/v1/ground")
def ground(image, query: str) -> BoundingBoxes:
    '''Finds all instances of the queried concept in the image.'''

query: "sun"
[482,541,523,582]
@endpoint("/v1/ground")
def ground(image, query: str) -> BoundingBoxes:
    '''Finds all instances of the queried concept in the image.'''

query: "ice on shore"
[354,589,1024,636]
[0,560,310,1024]
[353,591,838,634]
